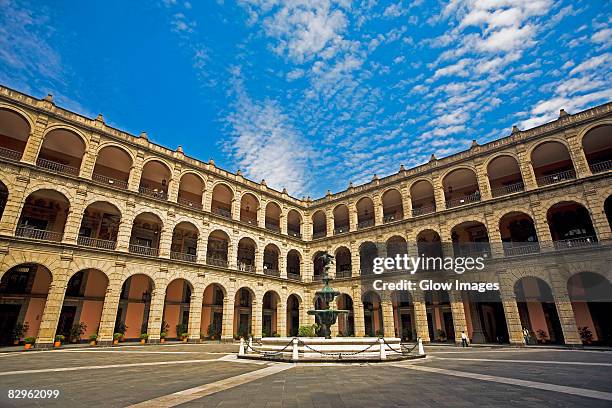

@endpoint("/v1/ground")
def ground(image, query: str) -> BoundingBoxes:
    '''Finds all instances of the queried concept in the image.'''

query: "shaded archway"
[237,237,256,273]
[17,189,70,242]
[382,189,403,222]
[262,291,280,337]
[0,181,7,221]
[531,141,575,186]
[37,128,85,175]
[333,204,349,235]
[582,125,612,173]
[115,274,154,340]
[487,155,524,197]
[240,193,259,225]
[0,264,51,345]
[359,241,378,275]
[313,251,326,281]
[92,146,132,189]
[443,168,481,208]
[57,269,108,342]
[287,294,301,336]
[499,212,539,256]
[265,202,281,232]
[568,272,612,346]
[416,229,443,259]
[138,160,171,200]
[515,277,564,344]
[386,236,408,260]
[78,201,121,249]
[392,291,415,340]
[424,290,453,342]
[170,221,199,262]
[263,244,280,277]
[286,249,301,281]
[0,108,30,160]
[547,201,597,249]
[463,289,509,344]
[163,279,193,339]
[207,230,230,267]
[201,283,225,340]
[287,209,302,238]
[606,195,612,230]
[312,210,327,238]
[177,173,204,209]
[211,184,233,218]
[451,221,490,257]
[337,294,354,336]
[356,197,375,229]
[233,287,254,338]
[411,180,435,216]
[362,291,383,336]
[335,246,352,278]
[129,212,163,257]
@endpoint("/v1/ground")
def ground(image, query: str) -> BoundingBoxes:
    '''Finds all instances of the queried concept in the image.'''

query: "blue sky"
[1,0,610,198]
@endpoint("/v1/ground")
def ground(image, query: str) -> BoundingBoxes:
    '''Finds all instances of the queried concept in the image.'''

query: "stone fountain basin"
[259,337,403,357]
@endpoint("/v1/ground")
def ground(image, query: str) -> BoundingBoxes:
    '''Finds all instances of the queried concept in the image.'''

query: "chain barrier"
[298,339,379,358]
[244,338,295,357]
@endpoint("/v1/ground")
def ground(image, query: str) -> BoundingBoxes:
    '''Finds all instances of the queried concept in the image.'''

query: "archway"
[515,277,564,344]
[129,212,163,257]
[312,210,327,238]
[392,291,415,340]
[0,264,51,345]
[382,189,403,222]
[333,204,349,234]
[0,108,30,160]
[387,236,408,259]
[487,155,524,197]
[78,201,121,249]
[568,272,612,345]
[201,283,225,340]
[265,202,281,232]
[356,197,375,229]
[443,168,481,208]
[207,230,229,267]
[162,279,192,340]
[286,249,301,281]
[233,287,253,338]
[170,222,199,262]
[499,212,539,256]
[531,141,575,186]
[17,189,70,242]
[312,251,326,281]
[582,125,612,173]
[362,291,383,336]
[410,180,435,216]
[57,269,109,342]
[287,294,301,336]
[287,209,302,238]
[211,184,233,218]
[451,221,490,257]
[359,241,378,275]
[240,193,259,225]
[237,237,256,273]
[115,274,154,340]
[262,291,280,337]
[416,229,443,259]
[263,244,280,276]
[547,201,597,249]
[139,160,171,200]
[177,173,204,209]
[0,181,8,221]
[335,246,352,278]
[37,129,85,175]
[463,289,509,344]
[337,294,354,336]
[92,146,132,189]
[425,290,453,342]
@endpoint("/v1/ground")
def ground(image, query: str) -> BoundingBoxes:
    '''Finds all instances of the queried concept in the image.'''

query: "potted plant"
[160,332,167,343]
[113,332,123,345]
[536,329,548,344]
[69,322,87,343]
[24,337,36,350]
[181,332,189,342]
[579,326,593,345]
[89,334,98,346]
[175,323,187,340]
[12,322,29,345]
[54,335,65,347]
[139,333,149,344]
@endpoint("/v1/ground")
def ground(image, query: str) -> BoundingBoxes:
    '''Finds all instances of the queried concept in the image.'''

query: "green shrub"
[113,333,123,341]
[297,325,316,337]
[176,323,188,338]
[180,332,189,340]
[70,322,87,342]
[139,333,149,340]
[12,322,29,340]
[89,334,98,341]
[24,336,36,344]
[54,335,65,342]
[160,331,167,339]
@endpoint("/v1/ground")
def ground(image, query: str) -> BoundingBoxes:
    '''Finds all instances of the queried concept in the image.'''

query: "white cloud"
[569,53,610,75]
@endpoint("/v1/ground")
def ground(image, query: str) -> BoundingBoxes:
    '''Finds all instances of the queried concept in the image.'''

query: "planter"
[13,339,19,345]
[54,341,61,348]
[182,338,188,343]
[24,344,32,350]
[160,338,165,343]
[90,341,96,346]
[140,339,146,345]
[113,339,119,345]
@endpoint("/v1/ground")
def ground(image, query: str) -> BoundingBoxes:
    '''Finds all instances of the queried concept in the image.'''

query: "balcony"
[383,213,401,223]
[213,207,232,219]
[445,192,481,209]
[138,186,168,200]
[263,268,280,277]
[453,243,491,258]
[77,236,116,250]
[312,231,326,239]
[502,242,540,257]
[170,251,197,262]
[92,173,128,189]
[412,205,435,217]
[265,222,280,233]
[334,226,349,235]
[0,146,22,161]
[239,264,256,273]
[177,197,203,210]
[357,219,374,229]
[553,236,598,250]
[335,269,352,279]
[590,159,612,174]
[536,169,576,186]
[287,272,301,281]
[16,226,62,242]
[207,257,228,268]
[288,230,302,239]
[129,244,159,257]
[36,157,79,176]
[491,182,525,198]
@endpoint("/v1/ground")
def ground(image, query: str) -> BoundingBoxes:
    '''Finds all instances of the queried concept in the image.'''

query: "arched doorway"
[129,212,163,257]
[286,250,301,281]
[139,160,171,200]
[410,180,435,216]
[201,283,225,340]
[287,294,301,336]
[92,146,132,189]
[211,184,233,218]
[237,237,256,273]
[416,229,443,259]
[287,209,302,238]
[392,291,415,340]
[312,210,327,238]
[515,277,563,344]
[333,204,350,234]
[115,274,154,340]
[382,189,403,222]
[531,141,575,186]
[313,251,326,281]
[568,272,612,345]
[499,212,540,256]
[451,221,490,257]
[265,202,281,232]
[582,125,612,173]
[207,230,230,267]
[0,264,52,345]
[233,287,253,339]
[0,108,31,160]
[177,173,204,209]
[263,244,280,277]
[335,246,352,278]
[443,168,481,208]
[78,201,121,249]
[240,193,259,225]
[463,290,509,344]
[487,155,524,197]
[162,279,193,340]
[262,291,280,337]
[356,197,375,229]
[17,189,70,242]
[337,294,354,336]
[425,290,454,342]
[547,201,597,249]
[362,291,383,336]
[170,222,199,262]
[359,242,378,275]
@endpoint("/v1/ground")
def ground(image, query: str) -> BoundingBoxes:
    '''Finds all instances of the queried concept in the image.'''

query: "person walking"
[461,331,469,348]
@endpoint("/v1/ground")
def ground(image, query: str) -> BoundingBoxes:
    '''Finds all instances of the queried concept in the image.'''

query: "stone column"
[168,177,180,203]
[257,201,266,228]
[146,280,167,342]
[21,114,48,165]
[516,146,537,190]
[188,285,204,341]
[550,274,582,346]
[254,244,264,274]
[252,295,262,339]
[381,298,395,337]
[499,283,526,346]
[531,203,554,252]
[80,136,99,179]
[62,192,87,244]
[351,242,360,276]
[231,197,240,221]
[485,211,504,258]
[36,273,69,347]
[401,186,411,219]
[374,195,383,226]
[348,203,357,231]
[449,290,467,345]
[432,174,446,210]
[116,209,135,252]
[221,295,235,340]
[97,268,124,344]
[566,134,590,178]
[412,290,430,342]
[326,208,334,235]
[352,286,366,337]
[585,192,612,241]
[128,153,144,192]
[280,248,288,279]
[158,228,172,258]
[0,174,28,235]
[280,209,288,235]
[277,299,287,336]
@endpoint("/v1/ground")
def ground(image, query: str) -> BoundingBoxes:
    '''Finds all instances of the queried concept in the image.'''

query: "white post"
[238,338,245,356]
[292,338,299,361]
[379,338,387,360]
[418,338,425,356]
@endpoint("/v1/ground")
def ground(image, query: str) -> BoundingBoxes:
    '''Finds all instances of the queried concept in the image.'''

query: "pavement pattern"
[1,342,611,407]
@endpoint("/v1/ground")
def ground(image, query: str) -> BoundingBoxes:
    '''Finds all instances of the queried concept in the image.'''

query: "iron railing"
[213,207,232,219]
[265,222,280,232]
[207,257,228,267]
[312,231,326,239]
[264,269,280,277]
[0,146,22,161]
[383,213,402,223]
[138,186,168,200]
[16,226,62,242]
[357,219,375,229]
[288,230,302,238]
[170,251,197,262]
[412,205,435,217]
[177,197,202,210]
[502,242,540,257]
[335,270,352,279]
[553,236,598,250]
[491,182,524,198]
[334,226,349,235]
[445,192,481,209]
[590,160,612,174]
[239,264,256,273]
[536,169,576,186]
[77,236,116,250]
[36,157,79,176]
[92,173,128,189]
[129,244,159,257]
[287,273,301,281]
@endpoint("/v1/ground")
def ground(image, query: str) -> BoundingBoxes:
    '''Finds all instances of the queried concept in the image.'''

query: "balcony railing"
[491,182,525,198]
[213,207,232,219]
[16,226,62,242]
[288,230,302,239]
[453,243,491,258]
[177,197,202,210]
[264,268,280,277]
[287,272,301,281]
[0,146,22,161]
[36,157,79,176]
[334,226,349,235]
[265,222,280,232]
[170,251,197,262]
[129,244,159,257]
[92,173,128,189]
[357,219,375,229]
[536,169,576,186]
[335,270,352,279]
[445,192,481,209]
[313,274,323,281]
[240,218,258,226]
[502,242,540,257]
[553,236,598,250]
[590,160,612,174]
[239,264,256,273]
[383,213,402,223]
[412,205,435,217]
[207,257,228,268]
[312,231,326,239]
[138,186,168,200]
[77,236,116,250]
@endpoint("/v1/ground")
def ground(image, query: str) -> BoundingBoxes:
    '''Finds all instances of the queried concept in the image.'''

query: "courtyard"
[1,343,611,407]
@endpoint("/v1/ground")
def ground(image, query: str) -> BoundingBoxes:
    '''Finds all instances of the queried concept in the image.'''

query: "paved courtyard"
[1,343,611,407]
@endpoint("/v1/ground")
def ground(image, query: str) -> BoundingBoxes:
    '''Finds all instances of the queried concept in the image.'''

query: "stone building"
[0,84,610,348]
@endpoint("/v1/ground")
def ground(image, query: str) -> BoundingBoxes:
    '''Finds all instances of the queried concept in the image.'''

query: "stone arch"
[262,290,281,337]
[0,103,36,129]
